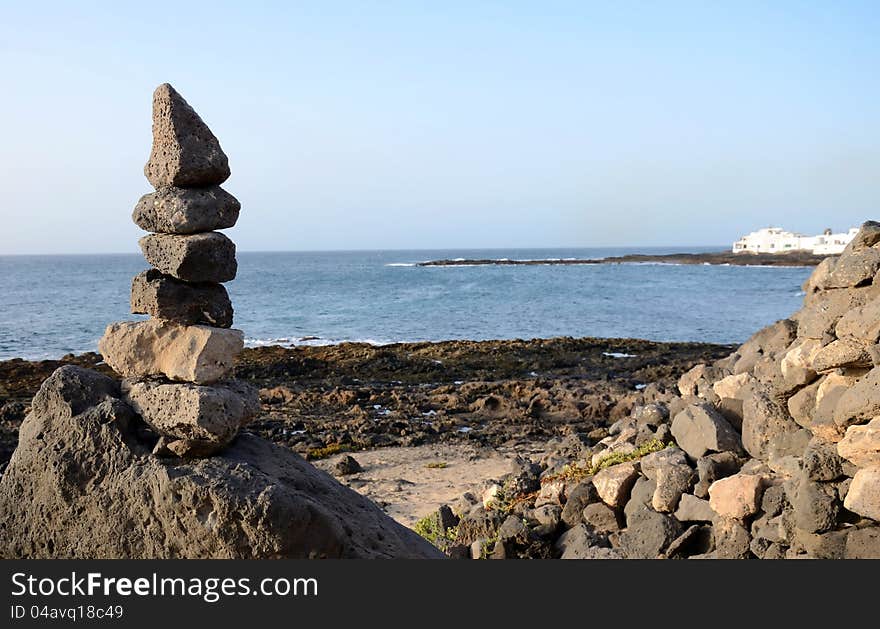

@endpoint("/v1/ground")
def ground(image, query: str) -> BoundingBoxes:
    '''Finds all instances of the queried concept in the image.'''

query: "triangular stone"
[144,83,230,188]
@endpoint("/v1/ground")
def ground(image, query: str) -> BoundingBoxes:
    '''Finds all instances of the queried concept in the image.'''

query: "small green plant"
[424,461,448,469]
[477,534,499,559]
[412,514,458,550]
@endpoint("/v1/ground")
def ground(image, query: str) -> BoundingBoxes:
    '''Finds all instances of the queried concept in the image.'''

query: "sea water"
[0,248,813,360]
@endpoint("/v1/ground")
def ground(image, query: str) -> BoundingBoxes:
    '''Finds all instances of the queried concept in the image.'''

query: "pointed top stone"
[144,83,231,188]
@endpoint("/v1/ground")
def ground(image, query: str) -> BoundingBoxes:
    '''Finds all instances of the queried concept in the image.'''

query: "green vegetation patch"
[413,514,458,551]
[544,438,676,484]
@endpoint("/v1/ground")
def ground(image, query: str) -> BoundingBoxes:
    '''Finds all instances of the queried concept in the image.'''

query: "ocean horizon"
[0,246,812,361]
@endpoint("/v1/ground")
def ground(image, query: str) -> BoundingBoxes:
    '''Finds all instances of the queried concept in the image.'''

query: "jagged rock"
[497,515,529,545]
[139,232,237,283]
[640,448,694,512]
[582,502,620,534]
[556,524,623,559]
[133,186,240,234]
[833,367,880,429]
[843,221,880,253]
[560,481,598,527]
[122,378,259,453]
[804,257,837,294]
[803,437,845,481]
[708,474,763,520]
[843,467,880,521]
[750,537,786,560]
[0,366,440,558]
[694,451,742,498]
[836,297,880,342]
[670,403,742,459]
[742,386,801,459]
[780,339,823,388]
[678,364,714,397]
[623,476,656,523]
[531,504,562,537]
[593,462,638,508]
[630,403,668,428]
[766,428,811,476]
[713,517,752,559]
[788,378,821,429]
[665,524,714,558]
[455,508,501,546]
[131,269,233,327]
[760,484,787,517]
[99,319,242,384]
[811,337,873,372]
[619,509,682,559]
[798,286,878,339]
[822,247,880,289]
[844,527,880,558]
[793,529,848,559]
[651,463,695,513]
[788,474,840,533]
[674,494,715,522]
[334,455,363,476]
[713,373,751,400]
[144,83,230,188]
[751,512,787,546]
[837,417,880,468]
[731,319,797,375]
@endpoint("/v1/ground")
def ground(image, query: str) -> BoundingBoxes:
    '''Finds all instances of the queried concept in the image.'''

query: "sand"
[313,441,551,528]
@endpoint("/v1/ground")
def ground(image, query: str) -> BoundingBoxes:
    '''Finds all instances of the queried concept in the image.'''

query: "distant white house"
[732,227,858,255]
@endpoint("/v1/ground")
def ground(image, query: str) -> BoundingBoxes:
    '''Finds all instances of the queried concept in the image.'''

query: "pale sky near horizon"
[0,1,878,254]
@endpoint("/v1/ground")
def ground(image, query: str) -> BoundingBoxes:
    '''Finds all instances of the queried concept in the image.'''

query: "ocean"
[0,247,813,361]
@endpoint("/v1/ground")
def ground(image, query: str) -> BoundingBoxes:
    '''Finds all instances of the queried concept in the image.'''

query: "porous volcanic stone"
[671,403,742,459]
[131,269,233,328]
[833,367,880,429]
[708,474,763,520]
[144,83,230,188]
[139,232,237,283]
[592,462,639,508]
[98,319,242,384]
[122,378,260,452]
[837,417,880,469]
[133,186,240,234]
[843,467,880,521]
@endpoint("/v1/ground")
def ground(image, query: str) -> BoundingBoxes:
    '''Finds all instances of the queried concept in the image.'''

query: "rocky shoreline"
[0,336,731,474]
[418,250,828,267]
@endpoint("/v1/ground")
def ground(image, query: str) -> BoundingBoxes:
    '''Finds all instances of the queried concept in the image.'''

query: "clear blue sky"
[0,1,877,254]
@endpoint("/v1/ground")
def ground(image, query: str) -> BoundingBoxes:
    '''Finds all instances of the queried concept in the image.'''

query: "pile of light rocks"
[99,83,258,457]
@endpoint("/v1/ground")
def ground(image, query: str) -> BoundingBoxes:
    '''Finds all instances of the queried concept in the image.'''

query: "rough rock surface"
[844,467,880,521]
[593,462,638,508]
[144,84,231,188]
[139,232,237,283]
[837,417,880,468]
[670,403,742,459]
[122,378,260,449]
[133,186,240,234]
[99,319,242,384]
[708,474,763,520]
[131,269,233,328]
[0,366,440,558]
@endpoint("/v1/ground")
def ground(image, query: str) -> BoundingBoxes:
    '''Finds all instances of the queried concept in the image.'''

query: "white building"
[732,227,858,255]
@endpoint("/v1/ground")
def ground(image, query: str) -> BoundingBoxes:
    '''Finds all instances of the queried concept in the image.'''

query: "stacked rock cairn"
[98,83,259,458]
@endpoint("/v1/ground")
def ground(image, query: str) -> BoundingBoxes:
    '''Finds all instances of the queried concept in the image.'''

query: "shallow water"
[0,247,812,360]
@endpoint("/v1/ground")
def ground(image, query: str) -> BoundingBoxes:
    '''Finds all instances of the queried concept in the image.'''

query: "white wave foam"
[244,337,393,348]
[603,351,637,358]
[385,262,416,267]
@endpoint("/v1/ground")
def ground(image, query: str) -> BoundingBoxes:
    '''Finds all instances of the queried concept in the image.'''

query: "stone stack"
[98,83,258,458]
